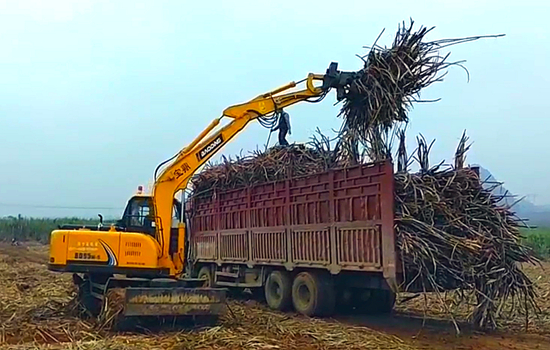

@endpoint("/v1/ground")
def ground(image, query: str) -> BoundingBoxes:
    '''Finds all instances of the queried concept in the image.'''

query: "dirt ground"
[0,243,548,350]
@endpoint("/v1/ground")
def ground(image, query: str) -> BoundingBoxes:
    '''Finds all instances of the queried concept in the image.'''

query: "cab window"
[123,197,155,236]
[172,199,182,227]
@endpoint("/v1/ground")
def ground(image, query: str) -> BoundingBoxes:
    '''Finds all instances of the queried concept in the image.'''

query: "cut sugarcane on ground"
[0,244,415,350]
[1,243,549,350]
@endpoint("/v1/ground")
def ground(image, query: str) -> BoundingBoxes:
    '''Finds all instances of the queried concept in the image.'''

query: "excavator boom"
[152,63,356,276]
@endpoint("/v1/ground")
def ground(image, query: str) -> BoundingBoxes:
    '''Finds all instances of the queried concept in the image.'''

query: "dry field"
[0,243,548,350]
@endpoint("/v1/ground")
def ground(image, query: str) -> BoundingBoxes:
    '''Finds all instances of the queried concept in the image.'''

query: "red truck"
[187,160,399,316]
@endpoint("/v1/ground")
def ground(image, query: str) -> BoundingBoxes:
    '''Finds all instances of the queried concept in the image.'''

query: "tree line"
[0,216,102,243]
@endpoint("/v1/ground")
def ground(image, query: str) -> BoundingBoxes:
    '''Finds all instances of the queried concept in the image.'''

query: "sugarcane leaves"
[414,134,433,173]
[397,129,408,173]
[394,155,539,330]
[455,130,472,169]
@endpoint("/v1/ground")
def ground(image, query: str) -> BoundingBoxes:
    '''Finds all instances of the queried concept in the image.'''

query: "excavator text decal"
[173,162,192,179]
[197,135,224,161]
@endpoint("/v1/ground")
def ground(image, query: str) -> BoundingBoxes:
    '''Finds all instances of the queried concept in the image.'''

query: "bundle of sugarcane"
[97,288,125,331]
[394,132,538,330]
[193,22,503,193]
[395,168,538,329]
[336,21,503,162]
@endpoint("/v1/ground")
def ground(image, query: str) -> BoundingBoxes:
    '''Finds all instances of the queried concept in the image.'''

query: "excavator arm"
[152,62,357,275]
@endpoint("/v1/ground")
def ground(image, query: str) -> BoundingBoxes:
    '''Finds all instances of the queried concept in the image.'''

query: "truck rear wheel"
[370,289,396,314]
[291,271,335,316]
[265,270,292,311]
[353,289,395,314]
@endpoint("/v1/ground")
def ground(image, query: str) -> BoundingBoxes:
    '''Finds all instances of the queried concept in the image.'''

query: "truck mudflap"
[121,287,227,317]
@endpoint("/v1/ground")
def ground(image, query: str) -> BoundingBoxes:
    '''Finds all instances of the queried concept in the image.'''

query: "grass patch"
[0,216,111,243]
[522,227,550,259]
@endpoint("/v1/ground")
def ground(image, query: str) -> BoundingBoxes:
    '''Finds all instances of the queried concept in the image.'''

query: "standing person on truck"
[272,109,291,146]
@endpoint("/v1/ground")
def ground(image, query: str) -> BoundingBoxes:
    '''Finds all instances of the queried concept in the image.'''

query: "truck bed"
[188,160,396,281]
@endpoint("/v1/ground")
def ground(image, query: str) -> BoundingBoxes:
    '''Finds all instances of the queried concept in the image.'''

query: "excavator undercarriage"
[73,273,226,328]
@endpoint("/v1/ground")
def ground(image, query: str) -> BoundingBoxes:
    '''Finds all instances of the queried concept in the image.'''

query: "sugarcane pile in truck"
[47,21,535,330]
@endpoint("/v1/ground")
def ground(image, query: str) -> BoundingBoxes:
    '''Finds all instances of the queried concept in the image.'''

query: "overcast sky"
[0,0,548,218]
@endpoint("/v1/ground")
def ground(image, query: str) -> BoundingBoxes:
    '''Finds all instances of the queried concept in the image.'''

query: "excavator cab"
[115,195,185,259]
[116,196,156,236]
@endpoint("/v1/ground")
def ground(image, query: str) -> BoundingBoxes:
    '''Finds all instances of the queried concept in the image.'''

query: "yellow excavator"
[47,62,357,323]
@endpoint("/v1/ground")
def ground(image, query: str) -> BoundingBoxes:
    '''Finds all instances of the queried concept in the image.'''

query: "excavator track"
[75,273,227,330]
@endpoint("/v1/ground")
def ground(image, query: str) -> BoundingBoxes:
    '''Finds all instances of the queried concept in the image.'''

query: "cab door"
[118,196,161,269]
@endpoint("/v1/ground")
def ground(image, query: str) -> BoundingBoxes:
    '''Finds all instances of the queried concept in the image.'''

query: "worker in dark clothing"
[272,109,291,146]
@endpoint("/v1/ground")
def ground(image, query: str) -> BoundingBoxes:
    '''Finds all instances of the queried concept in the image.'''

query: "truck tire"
[291,271,335,316]
[265,270,292,311]
[335,288,355,315]
[370,289,396,314]
[250,287,266,302]
[197,266,214,288]
[354,289,395,314]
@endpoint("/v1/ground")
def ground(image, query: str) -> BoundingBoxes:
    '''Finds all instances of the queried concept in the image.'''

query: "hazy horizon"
[1,0,549,218]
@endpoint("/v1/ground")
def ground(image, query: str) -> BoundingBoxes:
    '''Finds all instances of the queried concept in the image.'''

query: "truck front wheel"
[291,271,335,316]
[265,270,292,311]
